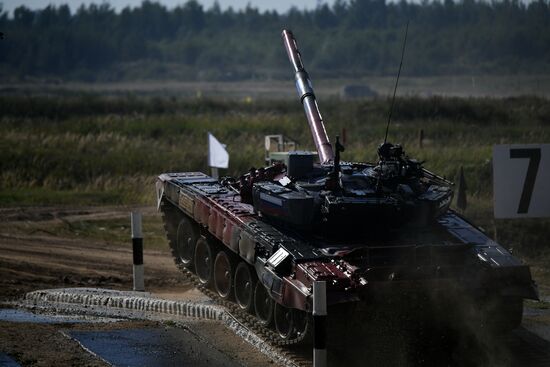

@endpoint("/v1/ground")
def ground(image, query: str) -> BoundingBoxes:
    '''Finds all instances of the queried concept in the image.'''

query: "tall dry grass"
[1,95,549,256]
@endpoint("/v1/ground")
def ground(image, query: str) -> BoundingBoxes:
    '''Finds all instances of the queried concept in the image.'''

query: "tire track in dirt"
[0,212,191,300]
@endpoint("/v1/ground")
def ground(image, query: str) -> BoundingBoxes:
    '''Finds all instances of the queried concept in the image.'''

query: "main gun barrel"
[282,29,334,164]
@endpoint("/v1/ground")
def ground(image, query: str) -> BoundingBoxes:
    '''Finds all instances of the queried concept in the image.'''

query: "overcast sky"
[1,0,326,14]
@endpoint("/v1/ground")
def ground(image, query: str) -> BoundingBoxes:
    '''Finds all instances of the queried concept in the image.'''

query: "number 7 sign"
[493,144,550,218]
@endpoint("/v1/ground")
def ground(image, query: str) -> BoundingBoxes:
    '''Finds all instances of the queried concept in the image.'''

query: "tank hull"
[157,171,537,341]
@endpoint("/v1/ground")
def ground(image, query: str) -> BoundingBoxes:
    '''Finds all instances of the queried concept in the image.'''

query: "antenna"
[384,21,409,144]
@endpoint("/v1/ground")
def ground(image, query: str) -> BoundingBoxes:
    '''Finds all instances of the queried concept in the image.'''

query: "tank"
[156,29,538,344]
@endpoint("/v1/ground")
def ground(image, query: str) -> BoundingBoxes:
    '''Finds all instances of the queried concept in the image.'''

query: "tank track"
[160,201,312,355]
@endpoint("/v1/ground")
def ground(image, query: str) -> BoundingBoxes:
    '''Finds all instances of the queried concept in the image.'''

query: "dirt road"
[0,205,188,300]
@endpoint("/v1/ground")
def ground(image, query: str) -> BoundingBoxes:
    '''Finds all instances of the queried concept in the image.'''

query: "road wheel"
[234,262,256,311]
[214,250,235,300]
[175,216,198,268]
[274,303,295,339]
[194,237,214,286]
[254,282,274,326]
[293,309,310,339]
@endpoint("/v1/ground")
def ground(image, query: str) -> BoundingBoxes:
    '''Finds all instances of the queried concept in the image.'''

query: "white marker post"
[313,281,327,367]
[131,212,144,291]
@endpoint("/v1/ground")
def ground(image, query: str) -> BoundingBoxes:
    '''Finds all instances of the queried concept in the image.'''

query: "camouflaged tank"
[156,29,538,343]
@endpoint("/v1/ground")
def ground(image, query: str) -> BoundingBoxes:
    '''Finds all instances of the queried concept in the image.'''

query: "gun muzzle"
[282,29,334,164]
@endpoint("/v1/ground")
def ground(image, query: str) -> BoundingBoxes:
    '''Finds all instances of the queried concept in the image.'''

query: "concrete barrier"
[23,288,225,321]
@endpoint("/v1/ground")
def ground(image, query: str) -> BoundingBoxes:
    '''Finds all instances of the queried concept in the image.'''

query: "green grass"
[525,299,550,310]
[1,94,550,261]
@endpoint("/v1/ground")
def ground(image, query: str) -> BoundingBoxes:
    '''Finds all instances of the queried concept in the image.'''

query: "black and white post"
[313,280,327,367]
[131,211,144,292]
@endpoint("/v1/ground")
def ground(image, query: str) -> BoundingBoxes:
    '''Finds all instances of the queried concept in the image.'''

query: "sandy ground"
[0,206,275,367]
[0,227,188,300]
[0,205,188,300]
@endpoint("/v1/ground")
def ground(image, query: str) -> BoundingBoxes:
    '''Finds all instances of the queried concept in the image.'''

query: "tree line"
[1,0,549,81]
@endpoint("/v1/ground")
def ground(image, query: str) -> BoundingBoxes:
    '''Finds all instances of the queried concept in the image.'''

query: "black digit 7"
[510,148,541,214]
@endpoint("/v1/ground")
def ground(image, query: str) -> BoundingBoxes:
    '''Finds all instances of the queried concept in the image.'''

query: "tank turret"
[246,29,454,232]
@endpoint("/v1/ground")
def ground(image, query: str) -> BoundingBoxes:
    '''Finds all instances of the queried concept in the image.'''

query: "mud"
[66,327,246,367]
[0,313,278,367]
[10,288,301,367]
[0,206,285,367]
[0,308,121,324]
[2,205,550,367]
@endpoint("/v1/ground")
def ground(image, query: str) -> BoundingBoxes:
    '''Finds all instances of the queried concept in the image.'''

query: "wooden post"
[131,212,144,292]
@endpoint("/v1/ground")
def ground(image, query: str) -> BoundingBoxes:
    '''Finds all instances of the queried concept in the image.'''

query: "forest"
[0,0,549,81]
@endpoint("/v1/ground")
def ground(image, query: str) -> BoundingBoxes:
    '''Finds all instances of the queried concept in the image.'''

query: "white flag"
[208,132,229,169]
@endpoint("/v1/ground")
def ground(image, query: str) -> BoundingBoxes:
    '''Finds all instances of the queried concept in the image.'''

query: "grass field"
[4,75,550,99]
[1,94,549,268]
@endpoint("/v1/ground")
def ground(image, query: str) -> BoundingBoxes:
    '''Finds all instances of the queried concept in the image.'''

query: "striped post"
[313,281,327,367]
[131,211,144,291]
